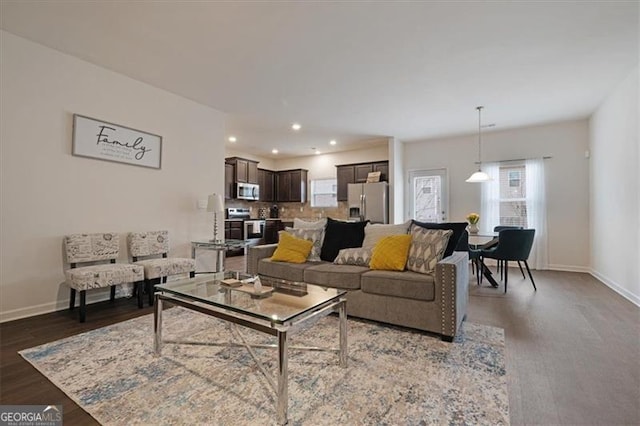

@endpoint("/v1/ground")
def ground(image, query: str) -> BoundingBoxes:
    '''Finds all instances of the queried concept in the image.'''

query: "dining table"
[468,234,500,288]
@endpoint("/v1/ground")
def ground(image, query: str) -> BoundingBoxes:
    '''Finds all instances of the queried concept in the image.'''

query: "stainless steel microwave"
[237,182,259,200]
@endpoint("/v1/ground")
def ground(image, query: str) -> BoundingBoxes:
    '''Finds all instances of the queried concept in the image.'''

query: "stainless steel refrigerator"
[347,182,389,223]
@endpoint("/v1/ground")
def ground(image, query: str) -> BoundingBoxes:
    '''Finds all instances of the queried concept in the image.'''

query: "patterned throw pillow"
[285,227,323,262]
[369,235,412,271]
[362,221,411,249]
[406,228,453,274]
[293,217,327,230]
[333,247,373,267]
[271,232,313,264]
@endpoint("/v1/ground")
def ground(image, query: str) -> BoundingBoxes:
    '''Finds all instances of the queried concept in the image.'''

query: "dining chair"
[128,230,195,306]
[480,229,536,293]
[493,226,524,280]
[64,233,145,322]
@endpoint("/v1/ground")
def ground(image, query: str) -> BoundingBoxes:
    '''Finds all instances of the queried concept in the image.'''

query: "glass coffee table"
[154,272,347,425]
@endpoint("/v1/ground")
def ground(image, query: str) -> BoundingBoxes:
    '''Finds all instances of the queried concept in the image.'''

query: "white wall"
[389,137,405,223]
[589,65,639,305]
[404,119,590,271]
[225,147,277,170]
[274,143,388,178]
[0,32,226,321]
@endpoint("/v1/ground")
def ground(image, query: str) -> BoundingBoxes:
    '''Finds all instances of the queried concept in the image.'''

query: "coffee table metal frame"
[153,276,347,425]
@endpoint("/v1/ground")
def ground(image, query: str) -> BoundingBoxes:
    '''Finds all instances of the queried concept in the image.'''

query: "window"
[310,178,337,207]
[499,165,527,227]
[481,159,548,269]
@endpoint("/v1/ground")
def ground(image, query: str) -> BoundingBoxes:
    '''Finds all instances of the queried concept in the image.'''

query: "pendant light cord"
[477,106,483,172]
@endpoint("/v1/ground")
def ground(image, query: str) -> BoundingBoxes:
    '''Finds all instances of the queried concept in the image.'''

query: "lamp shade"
[207,193,224,212]
[465,171,492,183]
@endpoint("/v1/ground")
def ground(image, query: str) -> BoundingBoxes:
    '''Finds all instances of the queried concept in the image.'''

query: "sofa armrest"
[247,244,278,275]
[435,251,469,340]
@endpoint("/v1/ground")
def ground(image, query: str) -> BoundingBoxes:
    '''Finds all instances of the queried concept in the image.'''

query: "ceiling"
[1,2,637,158]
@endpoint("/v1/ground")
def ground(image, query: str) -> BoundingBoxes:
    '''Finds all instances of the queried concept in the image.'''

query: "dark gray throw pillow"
[320,218,368,262]
[411,221,468,258]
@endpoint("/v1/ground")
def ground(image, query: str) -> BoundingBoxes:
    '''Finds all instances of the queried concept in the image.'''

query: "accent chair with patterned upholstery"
[127,230,195,306]
[64,233,145,323]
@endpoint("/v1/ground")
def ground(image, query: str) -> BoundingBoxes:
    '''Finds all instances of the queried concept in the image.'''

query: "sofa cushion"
[406,227,452,274]
[361,270,436,301]
[411,221,468,258]
[362,221,410,249]
[258,258,320,282]
[369,235,412,271]
[320,218,368,262]
[271,231,313,263]
[304,263,368,290]
[333,247,372,267]
[284,227,323,262]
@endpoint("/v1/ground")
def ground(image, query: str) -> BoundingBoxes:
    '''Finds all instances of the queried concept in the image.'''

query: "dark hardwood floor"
[1,258,638,425]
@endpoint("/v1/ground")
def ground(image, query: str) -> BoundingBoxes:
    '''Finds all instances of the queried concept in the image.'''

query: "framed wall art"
[72,114,162,169]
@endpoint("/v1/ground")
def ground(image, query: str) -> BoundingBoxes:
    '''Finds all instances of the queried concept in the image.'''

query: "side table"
[191,239,248,275]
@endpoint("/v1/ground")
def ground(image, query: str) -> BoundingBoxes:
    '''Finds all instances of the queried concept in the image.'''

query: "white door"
[409,169,448,223]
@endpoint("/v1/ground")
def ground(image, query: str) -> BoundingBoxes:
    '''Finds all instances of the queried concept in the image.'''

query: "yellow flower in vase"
[466,213,480,224]
[466,213,480,234]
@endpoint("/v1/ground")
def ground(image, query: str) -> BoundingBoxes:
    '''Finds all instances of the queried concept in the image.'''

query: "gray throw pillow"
[406,228,452,274]
[284,227,323,262]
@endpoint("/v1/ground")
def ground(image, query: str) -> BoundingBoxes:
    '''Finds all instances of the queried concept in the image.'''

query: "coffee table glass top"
[155,272,346,325]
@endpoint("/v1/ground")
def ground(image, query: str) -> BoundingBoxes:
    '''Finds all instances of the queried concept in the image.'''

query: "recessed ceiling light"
[228,136,237,143]
[272,149,279,154]
[329,139,337,145]
[315,150,321,155]
[291,123,301,131]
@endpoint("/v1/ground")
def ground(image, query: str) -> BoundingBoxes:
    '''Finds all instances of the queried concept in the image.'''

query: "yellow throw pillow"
[369,234,412,271]
[271,231,313,264]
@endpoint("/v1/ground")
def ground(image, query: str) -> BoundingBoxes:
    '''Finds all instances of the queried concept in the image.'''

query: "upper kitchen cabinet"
[372,161,389,181]
[225,157,259,184]
[224,163,234,200]
[276,169,308,203]
[336,160,389,201]
[258,168,275,202]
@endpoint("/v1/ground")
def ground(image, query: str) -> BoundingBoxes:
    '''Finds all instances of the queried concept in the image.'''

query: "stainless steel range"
[226,208,266,248]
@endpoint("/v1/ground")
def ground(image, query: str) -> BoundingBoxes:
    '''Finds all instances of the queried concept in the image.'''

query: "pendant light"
[466,106,492,183]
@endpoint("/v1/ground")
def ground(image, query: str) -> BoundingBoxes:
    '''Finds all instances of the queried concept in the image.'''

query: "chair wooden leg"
[148,278,161,306]
[504,261,508,294]
[190,271,195,278]
[79,290,87,323]
[524,261,537,291]
[136,281,144,308]
[518,261,526,278]
[69,289,76,310]
[110,286,116,302]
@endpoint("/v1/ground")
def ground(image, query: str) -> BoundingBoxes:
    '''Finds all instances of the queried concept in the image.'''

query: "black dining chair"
[493,226,524,280]
[480,229,536,293]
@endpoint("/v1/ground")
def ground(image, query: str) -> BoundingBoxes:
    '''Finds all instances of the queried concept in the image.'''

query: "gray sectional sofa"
[247,244,469,341]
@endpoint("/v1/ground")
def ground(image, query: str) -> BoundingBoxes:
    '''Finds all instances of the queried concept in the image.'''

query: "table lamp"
[207,193,224,243]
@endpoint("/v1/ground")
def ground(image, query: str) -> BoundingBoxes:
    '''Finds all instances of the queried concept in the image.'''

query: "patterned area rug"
[20,308,509,425]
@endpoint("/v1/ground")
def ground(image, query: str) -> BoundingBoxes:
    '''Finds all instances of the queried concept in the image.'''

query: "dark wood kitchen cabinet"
[258,168,275,202]
[335,161,388,201]
[264,220,283,244]
[336,165,355,202]
[224,220,243,240]
[354,164,373,183]
[225,157,259,184]
[276,169,307,202]
[372,161,389,181]
[224,163,234,200]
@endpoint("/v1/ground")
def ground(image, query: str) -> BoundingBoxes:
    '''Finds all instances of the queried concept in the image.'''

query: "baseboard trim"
[590,269,640,307]
[547,264,590,273]
[0,291,122,323]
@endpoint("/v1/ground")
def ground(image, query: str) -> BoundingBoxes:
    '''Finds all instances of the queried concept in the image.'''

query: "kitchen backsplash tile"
[225,200,348,220]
